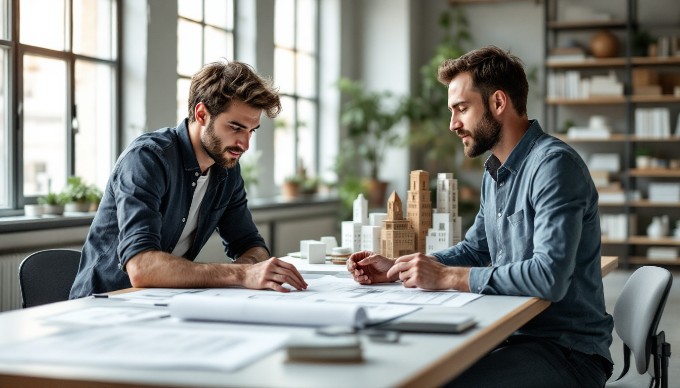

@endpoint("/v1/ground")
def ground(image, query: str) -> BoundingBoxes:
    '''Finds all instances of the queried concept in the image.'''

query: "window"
[176,0,235,123]
[273,0,319,185]
[0,0,119,211]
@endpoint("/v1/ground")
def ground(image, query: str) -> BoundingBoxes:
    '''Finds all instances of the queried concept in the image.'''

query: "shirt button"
[194,172,199,177]
[497,212,502,218]
[192,182,196,187]
[499,182,504,187]
[182,217,186,223]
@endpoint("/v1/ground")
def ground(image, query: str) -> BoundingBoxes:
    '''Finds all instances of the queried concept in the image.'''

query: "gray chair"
[607,266,672,388]
[18,249,82,308]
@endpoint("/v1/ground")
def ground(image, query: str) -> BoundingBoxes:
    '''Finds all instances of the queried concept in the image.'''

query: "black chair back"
[18,249,81,308]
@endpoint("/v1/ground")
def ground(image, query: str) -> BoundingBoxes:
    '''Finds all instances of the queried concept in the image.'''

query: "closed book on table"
[286,334,362,362]
[375,308,476,333]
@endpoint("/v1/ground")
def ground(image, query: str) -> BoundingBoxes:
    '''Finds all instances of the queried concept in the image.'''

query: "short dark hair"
[187,60,282,123]
[437,46,528,117]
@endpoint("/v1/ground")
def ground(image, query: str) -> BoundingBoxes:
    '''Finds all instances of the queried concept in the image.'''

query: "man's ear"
[194,102,210,126]
[489,90,507,116]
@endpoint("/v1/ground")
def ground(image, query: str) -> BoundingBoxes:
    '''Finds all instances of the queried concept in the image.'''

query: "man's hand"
[346,251,397,285]
[386,253,471,291]
[241,257,308,292]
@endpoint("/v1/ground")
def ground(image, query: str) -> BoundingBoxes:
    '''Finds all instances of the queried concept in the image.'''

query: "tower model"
[406,170,432,253]
[426,173,463,254]
[380,191,415,257]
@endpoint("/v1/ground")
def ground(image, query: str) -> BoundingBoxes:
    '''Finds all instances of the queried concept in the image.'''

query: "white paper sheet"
[0,325,288,372]
[44,306,169,326]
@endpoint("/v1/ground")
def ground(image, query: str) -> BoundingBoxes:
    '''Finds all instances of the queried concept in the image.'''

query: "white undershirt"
[172,170,211,258]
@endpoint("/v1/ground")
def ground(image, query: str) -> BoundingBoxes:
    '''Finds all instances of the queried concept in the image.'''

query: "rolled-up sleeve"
[114,145,168,269]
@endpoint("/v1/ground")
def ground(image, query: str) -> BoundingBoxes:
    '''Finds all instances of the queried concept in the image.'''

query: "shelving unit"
[544,0,680,268]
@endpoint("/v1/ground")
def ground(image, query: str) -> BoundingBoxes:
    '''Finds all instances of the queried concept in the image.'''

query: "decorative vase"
[590,30,619,58]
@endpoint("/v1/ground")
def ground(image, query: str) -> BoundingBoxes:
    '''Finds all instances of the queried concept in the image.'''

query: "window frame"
[273,0,321,186]
[176,0,236,124]
[0,0,121,214]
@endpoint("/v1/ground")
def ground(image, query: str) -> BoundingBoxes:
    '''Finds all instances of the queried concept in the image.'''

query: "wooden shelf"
[628,256,680,265]
[555,135,680,143]
[631,56,680,66]
[628,236,680,246]
[546,58,627,69]
[547,20,627,30]
[555,134,627,142]
[601,238,627,245]
[546,97,626,105]
[630,95,680,103]
[629,168,680,177]
[547,57,680,68]
[628,200,680,208]
[630,135,680,142]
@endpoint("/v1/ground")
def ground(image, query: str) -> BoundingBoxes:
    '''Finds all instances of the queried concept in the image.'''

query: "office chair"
[607,266,672,388]
[18,249,82,308]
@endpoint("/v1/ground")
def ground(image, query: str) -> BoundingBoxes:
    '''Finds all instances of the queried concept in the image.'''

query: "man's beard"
[201,118,244,169]
[459,108,502,158]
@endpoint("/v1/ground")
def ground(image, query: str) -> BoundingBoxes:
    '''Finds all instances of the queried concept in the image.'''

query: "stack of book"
[635,108,671,138]
[601,213,636,240]
[649,183,680,203]
[647,247,679,261]
[547,46,587,63]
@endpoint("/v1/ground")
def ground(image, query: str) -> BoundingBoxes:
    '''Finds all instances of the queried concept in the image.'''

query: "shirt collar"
[484,119,544,181]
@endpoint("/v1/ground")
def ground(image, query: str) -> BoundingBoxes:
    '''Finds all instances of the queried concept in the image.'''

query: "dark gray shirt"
[433,120,613,363]
[70,120,267,298]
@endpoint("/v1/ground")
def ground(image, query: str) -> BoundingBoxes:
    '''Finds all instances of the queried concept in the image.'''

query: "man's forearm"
[126,250,247,288]
[233,246,270,264]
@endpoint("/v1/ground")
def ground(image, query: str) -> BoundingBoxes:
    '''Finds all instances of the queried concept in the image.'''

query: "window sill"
[0,194,340,234]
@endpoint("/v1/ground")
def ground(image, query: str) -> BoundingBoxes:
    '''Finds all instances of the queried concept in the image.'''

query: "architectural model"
[340,170,461,258]
[406,170,432,253]
[380,191,416,257]
[425,173,462,254]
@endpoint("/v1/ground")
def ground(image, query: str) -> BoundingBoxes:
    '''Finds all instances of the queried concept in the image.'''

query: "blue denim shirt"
[70,119,268,298]
[432,120,613,362]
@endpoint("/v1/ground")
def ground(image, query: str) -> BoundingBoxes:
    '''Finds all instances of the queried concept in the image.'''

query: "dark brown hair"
[437,46,528,117]
[187,60,282,123]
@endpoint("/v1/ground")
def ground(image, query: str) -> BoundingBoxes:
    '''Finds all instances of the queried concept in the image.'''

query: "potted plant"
[403,9,471,176]
[337,78,407,208]
[282,174,303,199]
[38,191,67,216]
[63,176,93,212]
[86,184,103,212]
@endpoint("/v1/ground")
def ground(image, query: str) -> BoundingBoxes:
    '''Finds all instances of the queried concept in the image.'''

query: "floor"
[603,268,679,386]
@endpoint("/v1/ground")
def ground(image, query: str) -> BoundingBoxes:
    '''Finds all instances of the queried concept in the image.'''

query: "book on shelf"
[649,183,680,203]
[547,47,587,63]
[635,108,671,138]
[567,127,611,139]
[589,153,620,172]
[647,247,678,261]
[600,213,636,240]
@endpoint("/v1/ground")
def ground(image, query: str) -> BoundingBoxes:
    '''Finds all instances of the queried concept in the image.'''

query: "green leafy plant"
[63,176,90,203]
[338,78,407,181]
[38,191,68,206]
[403,8,471,175]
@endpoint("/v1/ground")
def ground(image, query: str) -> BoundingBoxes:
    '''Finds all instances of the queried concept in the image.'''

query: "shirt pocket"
[506,209,533,259]
[506,209,527,238]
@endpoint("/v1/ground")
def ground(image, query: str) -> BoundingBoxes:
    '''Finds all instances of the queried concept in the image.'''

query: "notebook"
[374,308,476,333]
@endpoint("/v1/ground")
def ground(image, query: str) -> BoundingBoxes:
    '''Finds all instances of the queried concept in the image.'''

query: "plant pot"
[282,182,300,199]
[24,204,44,217]
[65,202,91,213]
[364,179,388,209]
[43,205,65,216]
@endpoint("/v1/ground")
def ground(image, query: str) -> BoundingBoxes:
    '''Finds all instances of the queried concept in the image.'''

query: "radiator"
[1,246,82,312]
